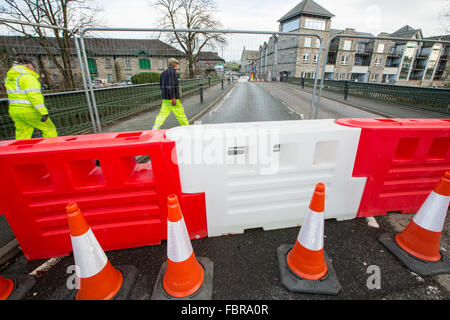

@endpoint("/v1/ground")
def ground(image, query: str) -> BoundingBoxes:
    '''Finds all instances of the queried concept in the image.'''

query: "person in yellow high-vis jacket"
[5,57,58,140]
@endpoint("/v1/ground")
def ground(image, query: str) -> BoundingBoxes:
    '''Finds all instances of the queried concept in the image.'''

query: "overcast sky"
[2,0,447,61]
[97,0,450,36]
[93,0,449,60]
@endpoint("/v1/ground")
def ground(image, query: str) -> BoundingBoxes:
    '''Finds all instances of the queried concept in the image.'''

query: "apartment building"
[258,0,334,81]
[256,0,449,87]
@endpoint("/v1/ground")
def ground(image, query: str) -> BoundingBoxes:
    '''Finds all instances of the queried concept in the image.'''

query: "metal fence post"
[301,77,305,89]
[0,18,98,136]
[344,81,349,100]
[221,78,224,90]
[199,84,204,103]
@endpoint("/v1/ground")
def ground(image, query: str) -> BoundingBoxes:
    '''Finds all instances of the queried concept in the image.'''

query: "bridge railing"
[287,77,450,115]
[313,34,450,118]
[0,77,219,140]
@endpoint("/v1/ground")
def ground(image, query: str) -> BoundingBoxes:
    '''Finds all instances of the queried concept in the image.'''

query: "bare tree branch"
[153,0,226,78]
[1,0,102,89]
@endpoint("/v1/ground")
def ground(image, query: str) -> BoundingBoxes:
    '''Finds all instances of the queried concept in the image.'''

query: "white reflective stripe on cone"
[297,210,324,251]
[413,191,450,233]
[71,229,108,278]
[167,218,193,262]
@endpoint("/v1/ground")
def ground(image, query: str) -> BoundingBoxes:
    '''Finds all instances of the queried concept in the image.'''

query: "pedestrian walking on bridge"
[5,56,58,140]
[152,58,189,130]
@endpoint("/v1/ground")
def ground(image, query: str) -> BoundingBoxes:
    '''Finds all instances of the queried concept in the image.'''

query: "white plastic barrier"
[166,119,367,237]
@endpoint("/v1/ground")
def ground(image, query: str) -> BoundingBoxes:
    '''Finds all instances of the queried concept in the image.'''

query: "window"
[371,73,379,83]
[302,53,310,63]
[315,38,321,48]
[87,58,98,75]
[404,46,415,57]
[304,37,312,48]
[281,39,286,49]
[280,53,285,63]
[289,51,295,62]
[340,55,349,65]
[48,59,56,69]
[301,72,316,79]
[107,74,113,83]
[377,44,385,53]
[124,59,131,70]
[291,37,297,47]
[399,57,412,80]
[374,56,383,67]
[343,40,352,51]
[357,43,366,53]
[304,18,326,31]
[313,54,319,64]
[126,74,132,81]
[139,58,151,69]
[282,19,300,32]
[105,58,112,68]
[52,74,60,83]
[429,48,440,61]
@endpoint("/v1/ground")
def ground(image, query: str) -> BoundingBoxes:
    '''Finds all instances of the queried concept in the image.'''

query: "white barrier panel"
[166,120,367,237]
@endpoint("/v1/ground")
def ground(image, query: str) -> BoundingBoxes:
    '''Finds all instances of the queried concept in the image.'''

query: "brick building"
[0,36,187,90]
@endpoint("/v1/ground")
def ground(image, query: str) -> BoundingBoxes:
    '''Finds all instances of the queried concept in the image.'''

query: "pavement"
[0,81,449,304]
[278,81,450,119]
[258,82,379,119]
[102,80,234,132]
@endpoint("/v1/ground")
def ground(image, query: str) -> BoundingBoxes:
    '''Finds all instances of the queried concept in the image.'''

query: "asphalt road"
[1,81,449,306]
[199,81,303,124]
[257,82,380,119]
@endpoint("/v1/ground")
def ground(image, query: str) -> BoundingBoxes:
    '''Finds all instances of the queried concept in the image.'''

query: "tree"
[0,0,102,89]
[154,0,226,78]
[439,2,450,33]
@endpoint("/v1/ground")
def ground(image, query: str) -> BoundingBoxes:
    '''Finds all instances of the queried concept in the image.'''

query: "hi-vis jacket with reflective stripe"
[5,65,49,116]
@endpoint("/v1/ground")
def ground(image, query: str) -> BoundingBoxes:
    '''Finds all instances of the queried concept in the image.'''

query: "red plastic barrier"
[0,130,207,260]
[337,118,450,218]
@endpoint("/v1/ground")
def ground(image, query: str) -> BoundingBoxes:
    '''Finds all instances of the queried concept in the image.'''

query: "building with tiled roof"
[0,35,188,90]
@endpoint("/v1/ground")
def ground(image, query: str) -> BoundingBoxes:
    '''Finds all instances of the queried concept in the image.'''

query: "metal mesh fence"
[78,29,323,133]
[313,34,450,119]
[4,22,448,141]
[0,20,94,140]
[287,77,450,116]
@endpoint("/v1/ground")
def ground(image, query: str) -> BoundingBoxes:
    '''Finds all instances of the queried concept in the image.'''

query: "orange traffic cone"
[0,274,35,300]
[66,202,136,300]
[163,194,204,297]
[151,194,213,300]
[0,275,14,300]
[287,183,327,280]
[277,183,341,295]
[379,172,450,276]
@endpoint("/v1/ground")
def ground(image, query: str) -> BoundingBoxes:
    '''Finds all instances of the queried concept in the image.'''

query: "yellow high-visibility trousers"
[9,107,58,140]
[152,99,189,130]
